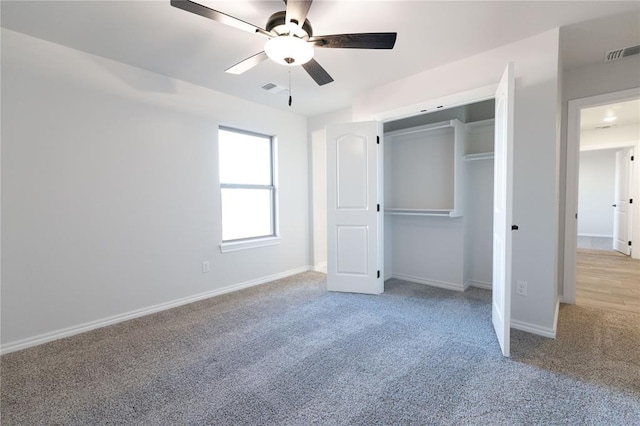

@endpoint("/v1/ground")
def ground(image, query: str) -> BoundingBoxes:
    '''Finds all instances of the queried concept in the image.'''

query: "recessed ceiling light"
[603,116,617,123]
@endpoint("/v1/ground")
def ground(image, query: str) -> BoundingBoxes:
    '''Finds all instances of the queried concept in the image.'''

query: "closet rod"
[384,120,455,137]
[384,210,452,217]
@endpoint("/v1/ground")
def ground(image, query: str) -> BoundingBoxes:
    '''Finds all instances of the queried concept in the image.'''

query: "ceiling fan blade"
[302,59,334,86]
[310,33,397,49]
[225,52,269,75]
[285,0,313,27]
[170,0,269,37]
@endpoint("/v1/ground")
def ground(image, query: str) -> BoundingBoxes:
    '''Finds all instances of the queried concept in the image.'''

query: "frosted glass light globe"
[264,36,314,66]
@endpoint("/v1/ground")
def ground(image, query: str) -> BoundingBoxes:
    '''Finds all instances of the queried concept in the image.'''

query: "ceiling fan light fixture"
[264,36,314,66]
[171,0,397,86]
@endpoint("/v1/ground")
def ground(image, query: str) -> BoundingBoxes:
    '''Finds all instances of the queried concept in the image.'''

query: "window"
[218,127,278,250]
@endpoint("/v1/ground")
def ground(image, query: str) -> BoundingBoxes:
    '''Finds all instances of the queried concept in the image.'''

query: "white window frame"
[218,126,281,253]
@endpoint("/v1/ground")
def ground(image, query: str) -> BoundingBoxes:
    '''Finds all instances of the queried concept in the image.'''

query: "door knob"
[612,204,617,207]
[511,225,519,231]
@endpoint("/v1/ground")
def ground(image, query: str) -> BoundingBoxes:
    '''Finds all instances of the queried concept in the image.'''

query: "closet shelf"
[464,152,494,161]
[384,208,453,217]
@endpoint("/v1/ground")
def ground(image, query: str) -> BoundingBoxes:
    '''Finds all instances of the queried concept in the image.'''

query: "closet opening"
[382,98,496,292]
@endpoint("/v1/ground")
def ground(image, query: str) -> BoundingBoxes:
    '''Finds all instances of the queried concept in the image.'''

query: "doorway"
[577,147,632,254]
[564,88,640,313]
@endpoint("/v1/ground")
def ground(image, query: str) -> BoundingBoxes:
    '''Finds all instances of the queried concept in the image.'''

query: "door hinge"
[376,136,380,145]
[630,199,633,204]
[377,204,380,212]
[631,155,634,161]
[629,241,633,247]
[377,270,381,279]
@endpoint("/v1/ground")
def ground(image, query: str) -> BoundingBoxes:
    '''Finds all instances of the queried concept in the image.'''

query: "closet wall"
[384,100,495,290]
[464,119,496,288]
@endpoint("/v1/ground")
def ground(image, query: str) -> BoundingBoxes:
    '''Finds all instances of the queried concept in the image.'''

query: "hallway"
[576,248,640,315]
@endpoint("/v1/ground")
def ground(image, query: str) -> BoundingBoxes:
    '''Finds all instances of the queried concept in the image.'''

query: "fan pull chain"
[288,68,292,107]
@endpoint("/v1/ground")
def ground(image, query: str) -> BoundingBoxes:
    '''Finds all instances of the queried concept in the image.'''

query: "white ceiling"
[581,98,640,130]
[2,1,639,117]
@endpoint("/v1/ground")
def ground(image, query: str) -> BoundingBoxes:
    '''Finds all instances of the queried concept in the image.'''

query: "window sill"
[219,236,282,253]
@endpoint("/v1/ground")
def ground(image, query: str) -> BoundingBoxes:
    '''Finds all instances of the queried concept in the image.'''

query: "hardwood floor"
[576,248,640,315]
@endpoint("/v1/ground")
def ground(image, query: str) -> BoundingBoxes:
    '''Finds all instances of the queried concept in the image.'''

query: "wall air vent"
[260,82,288,96]
[604,44,640,62]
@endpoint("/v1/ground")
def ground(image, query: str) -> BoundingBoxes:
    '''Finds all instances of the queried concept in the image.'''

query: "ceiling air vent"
[594,124,618,130]
[604,44,640,62]
[261,82,288,95]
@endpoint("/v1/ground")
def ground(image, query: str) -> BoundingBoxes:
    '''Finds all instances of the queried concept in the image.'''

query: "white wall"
[1,30,310,350]
[464,159,494,287]
[308,108,352,273]
[464,124,495,288]
[353,29,562,335]
[578,150,616,237]
[387,216,465,289]
[581,124,640,150]
[310,131,327,272]
[563,57,640,104]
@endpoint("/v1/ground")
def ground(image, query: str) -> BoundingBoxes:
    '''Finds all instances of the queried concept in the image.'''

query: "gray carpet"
[1,272,639,425]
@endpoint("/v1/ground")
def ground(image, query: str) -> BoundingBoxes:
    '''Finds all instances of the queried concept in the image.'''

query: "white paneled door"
[613,147,633,255]
[492,63,515,357]
[326,121,383,294]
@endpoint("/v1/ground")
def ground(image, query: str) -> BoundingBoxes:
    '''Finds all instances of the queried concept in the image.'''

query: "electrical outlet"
[516,280,528,296]
[202,261,210,273]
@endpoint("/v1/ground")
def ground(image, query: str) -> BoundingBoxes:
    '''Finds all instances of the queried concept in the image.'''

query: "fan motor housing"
[266,11,313,39]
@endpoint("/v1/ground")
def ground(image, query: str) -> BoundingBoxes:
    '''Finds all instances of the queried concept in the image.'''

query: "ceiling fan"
[170,0,397,86]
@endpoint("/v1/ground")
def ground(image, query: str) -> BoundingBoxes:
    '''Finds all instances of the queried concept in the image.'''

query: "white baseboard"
[0,266,311,355]
[559,293,576,304]
[511,319,556,338]
[313,262,327,274]
[465,280,492,290]
[390,273,465,292]
[553,298,560,337]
